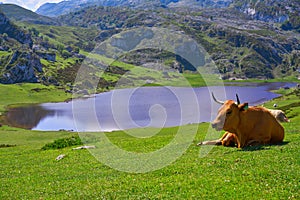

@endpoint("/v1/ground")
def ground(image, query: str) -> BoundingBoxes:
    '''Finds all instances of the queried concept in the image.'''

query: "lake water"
[4,82,296,132]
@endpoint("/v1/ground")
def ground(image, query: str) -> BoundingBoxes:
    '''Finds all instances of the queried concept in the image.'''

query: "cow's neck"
[235,111,251,148]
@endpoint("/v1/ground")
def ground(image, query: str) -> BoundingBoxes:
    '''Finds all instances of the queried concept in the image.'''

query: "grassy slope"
[0,85,299,199]
[80,50,223,89]
[24,23,100,47]
[0,83,70,112]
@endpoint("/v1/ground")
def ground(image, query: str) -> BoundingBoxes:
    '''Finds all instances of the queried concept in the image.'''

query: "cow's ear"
[239,103,249,111]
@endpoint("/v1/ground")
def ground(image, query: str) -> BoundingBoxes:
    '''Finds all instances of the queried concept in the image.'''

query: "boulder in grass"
[72,145,96,150]
[56,154,65,161]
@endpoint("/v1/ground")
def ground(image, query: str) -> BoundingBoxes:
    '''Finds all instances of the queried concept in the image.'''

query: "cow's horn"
[236,93,240,105]
[212,92,224,105]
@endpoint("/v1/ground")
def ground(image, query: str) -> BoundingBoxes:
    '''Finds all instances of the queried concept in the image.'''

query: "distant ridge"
[0,4,59,25]
[35,0,300,31]
[36,0,233,17]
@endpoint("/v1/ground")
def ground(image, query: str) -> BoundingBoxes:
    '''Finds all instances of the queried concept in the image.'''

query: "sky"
[0,0,62,11]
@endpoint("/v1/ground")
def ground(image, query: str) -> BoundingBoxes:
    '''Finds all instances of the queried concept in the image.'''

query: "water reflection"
[3,105,55,129]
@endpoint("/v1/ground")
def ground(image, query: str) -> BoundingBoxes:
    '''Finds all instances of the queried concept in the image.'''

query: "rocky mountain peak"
[0,11,33,47]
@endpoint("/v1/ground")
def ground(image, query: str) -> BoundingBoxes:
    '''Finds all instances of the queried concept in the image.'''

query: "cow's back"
[261,107,285,143]
[269,114,285,143]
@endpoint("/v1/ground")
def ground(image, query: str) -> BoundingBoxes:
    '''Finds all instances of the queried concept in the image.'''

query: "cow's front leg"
[197,132,234,146]
[221,132,238,147]
[197,139,222,146]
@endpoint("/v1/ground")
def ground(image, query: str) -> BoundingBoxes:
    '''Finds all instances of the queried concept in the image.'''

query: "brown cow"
[199,93,285,148]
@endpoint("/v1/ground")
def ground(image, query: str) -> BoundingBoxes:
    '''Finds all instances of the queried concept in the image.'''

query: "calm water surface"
[4,82,296,132]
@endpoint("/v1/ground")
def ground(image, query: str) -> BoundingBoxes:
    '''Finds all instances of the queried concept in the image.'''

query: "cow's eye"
[226,110,232,115]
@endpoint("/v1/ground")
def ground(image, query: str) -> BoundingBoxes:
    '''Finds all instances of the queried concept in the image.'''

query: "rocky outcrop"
[168,0,232,8]
[36,51,56,62]
[0,12,33,47]
[0,51,43,84]
[231,0,300,28]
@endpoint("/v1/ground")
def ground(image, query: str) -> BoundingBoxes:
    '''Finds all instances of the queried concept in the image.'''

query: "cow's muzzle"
[211,122,222,131]
[211,122,223,131]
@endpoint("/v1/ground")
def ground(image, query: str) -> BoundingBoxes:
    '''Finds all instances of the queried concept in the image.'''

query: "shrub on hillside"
[41,136,82,150]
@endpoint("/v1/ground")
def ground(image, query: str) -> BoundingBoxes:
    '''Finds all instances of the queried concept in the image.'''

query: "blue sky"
[0,0,62,11]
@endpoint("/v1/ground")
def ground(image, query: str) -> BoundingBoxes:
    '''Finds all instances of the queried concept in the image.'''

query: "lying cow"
[199,93,285,148]
[267,109,290,123]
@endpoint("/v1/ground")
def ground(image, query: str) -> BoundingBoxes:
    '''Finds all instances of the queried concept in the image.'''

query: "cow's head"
[277,111,291,123]
[211,93,248,132]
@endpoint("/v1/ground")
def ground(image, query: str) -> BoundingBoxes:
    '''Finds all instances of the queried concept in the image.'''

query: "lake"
[3,82,296,132]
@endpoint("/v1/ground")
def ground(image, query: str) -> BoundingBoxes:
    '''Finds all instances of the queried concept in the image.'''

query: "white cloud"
[1,0,62,11]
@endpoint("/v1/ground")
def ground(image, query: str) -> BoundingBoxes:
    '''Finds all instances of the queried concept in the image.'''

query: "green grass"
[0,51,12,57]
[40,54,78,74]
[0,122,299,199]
[183,72,223,87]
[80,50,216,88]
[80,50,116,65]
[0,83,70,112]
[223,76,300,84]
[0,83,299,199]
[24,24,100,47]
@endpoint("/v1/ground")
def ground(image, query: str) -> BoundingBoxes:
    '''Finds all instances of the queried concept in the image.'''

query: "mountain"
[36,0,131,17]
[36,1,85,17]
[0,4,58,25]
[36,0,233,17]
[0,1,300,86]
[36,0,300,32]
[56,5,300,79]
[231,0,300,32]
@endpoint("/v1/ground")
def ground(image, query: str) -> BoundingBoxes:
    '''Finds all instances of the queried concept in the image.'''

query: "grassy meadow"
[0,84,299,199]
[0,83,71,112]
